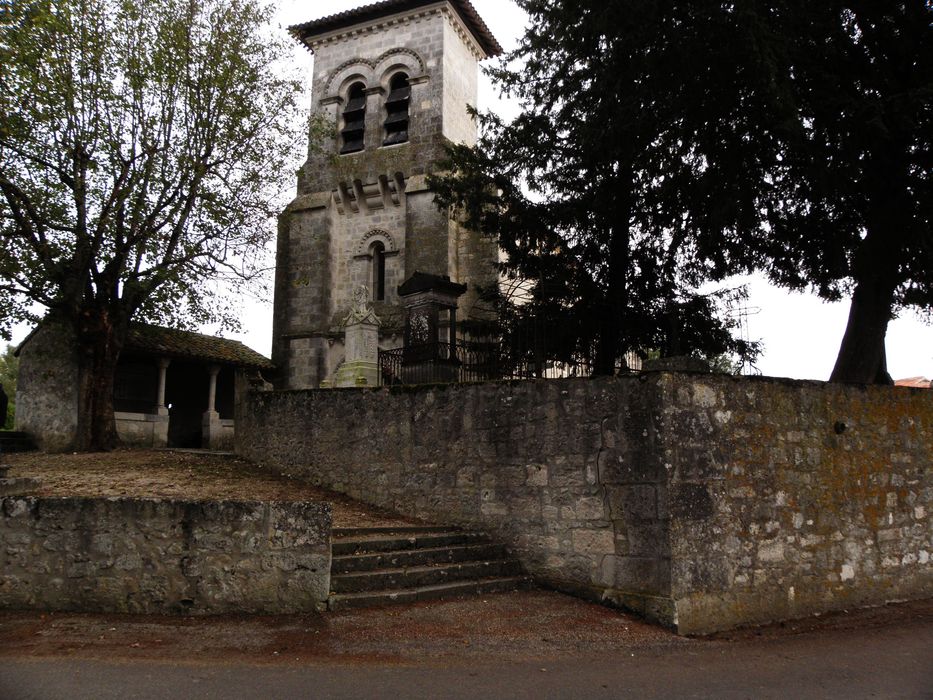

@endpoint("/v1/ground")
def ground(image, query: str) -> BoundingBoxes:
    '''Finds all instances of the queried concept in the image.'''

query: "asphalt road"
[2,613,931,700]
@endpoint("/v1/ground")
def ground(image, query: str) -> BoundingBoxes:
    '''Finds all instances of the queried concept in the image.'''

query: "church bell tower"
[272,0,502,389]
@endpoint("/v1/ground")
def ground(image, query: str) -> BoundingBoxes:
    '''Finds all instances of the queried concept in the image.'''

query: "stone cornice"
[299,2,489,62]
[290,0,501,58]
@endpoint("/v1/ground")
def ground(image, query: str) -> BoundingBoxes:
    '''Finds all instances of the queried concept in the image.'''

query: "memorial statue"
[332,285,382,388]
[344,285,381,326]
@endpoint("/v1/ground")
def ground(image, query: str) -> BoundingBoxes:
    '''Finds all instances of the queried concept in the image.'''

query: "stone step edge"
[332,530,482,543]
[332,533,491,555]
[332,542,505,564]
[0,477,42,496]
[332,525,460,537]
[327,576,531,610]
[332,558,521,583]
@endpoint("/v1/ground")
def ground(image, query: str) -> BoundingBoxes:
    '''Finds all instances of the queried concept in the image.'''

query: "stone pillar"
[334,286,381,388]
[397,272,467,384]
[155,358,171,416]
[207,365,219,413]
[152,358,171,448]
[202,365,222,449]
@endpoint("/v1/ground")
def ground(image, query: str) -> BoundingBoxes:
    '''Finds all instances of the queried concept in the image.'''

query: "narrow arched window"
[384,73,410,146]
[340,82,366,154]
[371,242,386,301]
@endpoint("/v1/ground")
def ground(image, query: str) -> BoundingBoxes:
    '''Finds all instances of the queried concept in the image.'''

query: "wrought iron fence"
[378,342,630,386]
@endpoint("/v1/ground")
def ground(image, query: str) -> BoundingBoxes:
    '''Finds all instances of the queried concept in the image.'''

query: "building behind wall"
[272,0,503,390]
[15,319,272,452]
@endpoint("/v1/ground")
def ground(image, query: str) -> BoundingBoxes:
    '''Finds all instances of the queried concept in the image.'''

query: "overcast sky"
[8,0,930,382]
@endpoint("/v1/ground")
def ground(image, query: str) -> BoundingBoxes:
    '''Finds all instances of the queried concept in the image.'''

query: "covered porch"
[112,325,273,450]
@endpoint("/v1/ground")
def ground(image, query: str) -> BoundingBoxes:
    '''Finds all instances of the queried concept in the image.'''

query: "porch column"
[152,357,171,448]
[207,364,220,413]
[155,358,171,416]
[202,364,222,450]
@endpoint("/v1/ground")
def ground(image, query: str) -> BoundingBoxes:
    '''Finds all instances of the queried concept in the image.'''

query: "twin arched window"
[338,73,411,154]
[340,82,366,154]
[384,73,411,146]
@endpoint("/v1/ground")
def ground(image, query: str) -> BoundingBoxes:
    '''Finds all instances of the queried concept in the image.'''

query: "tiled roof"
[289,0,503,58]
[126,324,274,370]
[894,376,932,388]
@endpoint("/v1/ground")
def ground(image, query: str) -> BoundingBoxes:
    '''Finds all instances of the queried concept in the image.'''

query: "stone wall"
[237,373,932,634]
[664,375,932,633]
[115,411,169,448]
[14,319,79,452]
[0,497,331,614]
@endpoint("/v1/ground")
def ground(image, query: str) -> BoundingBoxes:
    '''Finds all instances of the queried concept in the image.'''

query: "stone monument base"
[334,360,379,388]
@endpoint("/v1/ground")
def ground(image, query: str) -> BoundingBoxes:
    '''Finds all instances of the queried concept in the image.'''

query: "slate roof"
[289,0,503,58]
[126,324,274,370]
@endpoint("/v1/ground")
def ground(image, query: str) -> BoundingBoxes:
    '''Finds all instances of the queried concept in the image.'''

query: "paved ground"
[1,593,930,699]
[2,449,417,527]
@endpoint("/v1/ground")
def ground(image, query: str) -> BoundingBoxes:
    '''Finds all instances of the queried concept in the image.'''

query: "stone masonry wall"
[14,319,80,452]
[240,378,659,611]
[662,374,932,633]
[237,374,932,634]
[0,497,331,614]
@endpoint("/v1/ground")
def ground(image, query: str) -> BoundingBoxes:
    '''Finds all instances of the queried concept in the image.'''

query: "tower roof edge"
[288,0,503,59]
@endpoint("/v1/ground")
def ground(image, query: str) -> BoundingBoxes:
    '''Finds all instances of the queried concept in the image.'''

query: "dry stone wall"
[0,497,331,614]
[14,319,80,452]
[239,373,932,634]
[664,375,932,633]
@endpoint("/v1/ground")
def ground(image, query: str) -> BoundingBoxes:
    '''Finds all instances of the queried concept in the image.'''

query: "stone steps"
[328,577,528,611]
[331,529,492,556]
[332,558,523,593]
[0,463,40,496]
[333,542,508,573]
[332,525,453,538]
[328,527,527,610]
[0,438,41,494]
[0,431,36,454]
[0,477,41,496]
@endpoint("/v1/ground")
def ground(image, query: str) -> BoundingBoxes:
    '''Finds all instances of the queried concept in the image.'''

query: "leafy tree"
[0,0,300,449]
[431,1,772,374]
[745,2,932,383]
[0,344,16,429]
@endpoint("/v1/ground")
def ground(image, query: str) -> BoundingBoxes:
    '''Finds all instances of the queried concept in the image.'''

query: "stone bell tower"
[271,0,502,390]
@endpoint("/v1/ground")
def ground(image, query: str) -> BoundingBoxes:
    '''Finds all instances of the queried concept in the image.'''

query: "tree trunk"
[829,278,895,385]
[594,179,633,376]
[594,227,629,376]
[830,154,905,387]
[73,310,125,451]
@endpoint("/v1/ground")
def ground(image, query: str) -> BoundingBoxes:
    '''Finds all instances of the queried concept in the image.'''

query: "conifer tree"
[432,1,772,374]
[434,1,931,383]
[748,1,932,383]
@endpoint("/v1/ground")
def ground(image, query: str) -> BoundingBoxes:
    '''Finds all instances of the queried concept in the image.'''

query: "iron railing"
[378,342,625,386]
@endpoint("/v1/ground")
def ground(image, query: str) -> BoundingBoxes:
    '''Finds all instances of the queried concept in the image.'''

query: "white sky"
[7,0,931,382]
